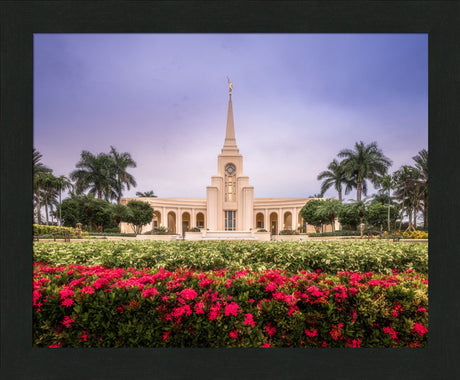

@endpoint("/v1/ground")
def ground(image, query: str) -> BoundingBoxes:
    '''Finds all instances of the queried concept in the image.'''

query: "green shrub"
[33,240,428,275]
[33,224,87,237]
[104,227,120,234]
[279,229,299,235]
[33,263,428,348]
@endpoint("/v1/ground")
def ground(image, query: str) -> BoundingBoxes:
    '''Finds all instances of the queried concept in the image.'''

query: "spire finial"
[227,76,233,95]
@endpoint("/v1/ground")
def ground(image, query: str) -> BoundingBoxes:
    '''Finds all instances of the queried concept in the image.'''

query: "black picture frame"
[1,1,459,379]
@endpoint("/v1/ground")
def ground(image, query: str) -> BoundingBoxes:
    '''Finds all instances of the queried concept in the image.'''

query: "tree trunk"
[356,182,362,201]
[44,195,49,225]
[338,190,342,202]
[59,190,62,227]
[98,188,103,199]
[36,192,41,224]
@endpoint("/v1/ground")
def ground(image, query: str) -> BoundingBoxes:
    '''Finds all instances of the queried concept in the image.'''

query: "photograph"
[32,33,428,348]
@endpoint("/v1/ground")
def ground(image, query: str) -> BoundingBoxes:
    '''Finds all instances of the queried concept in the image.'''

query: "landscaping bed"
[33,263,428,348]
[34,240,428,275]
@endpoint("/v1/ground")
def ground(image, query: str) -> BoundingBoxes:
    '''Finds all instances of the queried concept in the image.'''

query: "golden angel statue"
[227,76,233,94]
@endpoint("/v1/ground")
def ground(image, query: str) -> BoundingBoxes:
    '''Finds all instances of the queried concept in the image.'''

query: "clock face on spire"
[225,164,236,175]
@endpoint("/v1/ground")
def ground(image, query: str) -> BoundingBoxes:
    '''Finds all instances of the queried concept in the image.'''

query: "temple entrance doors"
[270,212,278,235]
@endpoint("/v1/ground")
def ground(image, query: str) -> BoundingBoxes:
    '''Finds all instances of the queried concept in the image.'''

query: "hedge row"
[33,240,428,275]
[33,263,428,348]
[33,224,87,237]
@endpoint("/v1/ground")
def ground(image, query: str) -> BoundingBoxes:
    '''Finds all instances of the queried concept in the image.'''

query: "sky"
[34,34,428,200]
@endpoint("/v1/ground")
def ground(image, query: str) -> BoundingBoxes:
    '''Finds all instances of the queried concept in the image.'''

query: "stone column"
[161,207,166,228]
[191,208,196,229]
[177,208,182,235]
[264,209,269,231]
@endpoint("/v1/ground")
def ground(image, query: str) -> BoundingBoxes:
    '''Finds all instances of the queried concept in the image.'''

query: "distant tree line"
[33,147,156,232]
[314,141,428,230]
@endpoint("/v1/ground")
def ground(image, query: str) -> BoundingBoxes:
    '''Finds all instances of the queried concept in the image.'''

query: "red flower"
[305,328,318,338]
[61,315,75,328]
[261,342,271,348]
[163,331,171,342]
[141,287,159,298]
[180,288,198,300]
[244,313,255,327]
[330,323,344,341]
[383,326,398,340]
[412,322,428,336]
[224,302,241,317]
[61,298,74,308]
[229,330,238,339]
[49,343,62,348]
[266,323,276,337]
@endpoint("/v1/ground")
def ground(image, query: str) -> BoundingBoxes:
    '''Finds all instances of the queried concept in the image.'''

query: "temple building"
[121,83,337,239]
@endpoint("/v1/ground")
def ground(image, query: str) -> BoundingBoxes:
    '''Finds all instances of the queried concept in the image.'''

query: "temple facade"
[120,86,336,237]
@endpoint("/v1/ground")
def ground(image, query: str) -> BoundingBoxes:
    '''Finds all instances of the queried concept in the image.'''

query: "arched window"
[225,164,236,202]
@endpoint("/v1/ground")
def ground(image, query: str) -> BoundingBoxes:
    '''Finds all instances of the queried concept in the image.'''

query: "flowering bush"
[402,230,428,239]
[33,263,428,348]
[33,224,87,237]
[34,240,428,275]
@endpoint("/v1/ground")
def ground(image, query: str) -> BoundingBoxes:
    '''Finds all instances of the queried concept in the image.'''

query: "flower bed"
[33,240,428,275]
[33,263,428,348]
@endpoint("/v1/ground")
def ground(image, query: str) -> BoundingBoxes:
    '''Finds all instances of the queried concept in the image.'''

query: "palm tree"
[33,148,52,224]
[37,172,58,225]
[109,146,137,204]
[393,165,420,231]
[54,175,73,226]
[412,149,428,228]
[136,190,157,197]
[338,141,392,201]
[375,174,394,231]
[315,199,342,232]
[70,151,117,200]
[317,159,355,201]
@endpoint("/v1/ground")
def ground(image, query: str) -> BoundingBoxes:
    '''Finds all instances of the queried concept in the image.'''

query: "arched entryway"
[167,211,176,234]
[270,212,278,235]
[284,211,292,231]
[152,211,161,230]
[196,212,205,229]
[182,212,191,232]
[256,212,264,229]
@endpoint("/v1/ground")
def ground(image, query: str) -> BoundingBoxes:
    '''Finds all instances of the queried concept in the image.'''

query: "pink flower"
[59,287,74,300]
[417,306,427,313]
[305,328,318,338]
[330,323,344,341]
[350,338,361,348]
[412,322,428,336]
[61,298,74,308]
[261,342,271,348]
[180,288,198,300]
[351,311,358,323]
[80,331,89,342]
[141,287,159,298]
[224,302,241,317]
[49,343,62,348]
[194,300,205,315]
[321,341,328,347]
[80,286,94,295]
[265,282,278,292]
[229,330,238,339]
[163,331,171,342]
[244,313,255,327]
[266,323,276,337]
[61,316,75,328]
[209,302,221,321]
[383,326,398,340]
